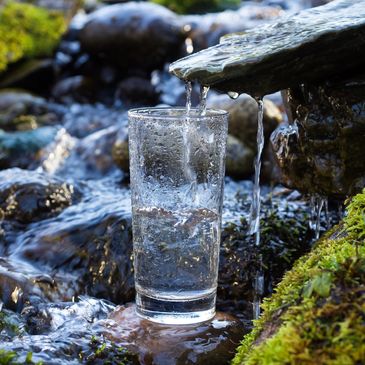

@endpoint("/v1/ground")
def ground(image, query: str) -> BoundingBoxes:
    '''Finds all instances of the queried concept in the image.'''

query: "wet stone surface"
[0,168,81,223]
[105,303,246,365]
[170,0,365,96]
[271,76,365,198]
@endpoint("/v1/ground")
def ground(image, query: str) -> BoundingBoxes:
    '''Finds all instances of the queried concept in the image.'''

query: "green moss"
[0,2,66,72]
[79,336,139,365]
[0,350,42,365]
[233,189,365,365]
[150,0,240,14]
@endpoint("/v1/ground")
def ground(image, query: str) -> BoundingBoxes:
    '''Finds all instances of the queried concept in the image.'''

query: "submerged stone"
[14,184,134,305]
[169,0,365,96]
[0,168,80,223]
[106,303,246,365]
[0,257,63,312]
[0,297,139,364]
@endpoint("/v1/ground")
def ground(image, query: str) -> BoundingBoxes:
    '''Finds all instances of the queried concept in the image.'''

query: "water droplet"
[228,91,239,100]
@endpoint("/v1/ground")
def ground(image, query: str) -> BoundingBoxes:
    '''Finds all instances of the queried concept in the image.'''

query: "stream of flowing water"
[249,98,264,246]
[198,85,210,116]
[250,98,265,319]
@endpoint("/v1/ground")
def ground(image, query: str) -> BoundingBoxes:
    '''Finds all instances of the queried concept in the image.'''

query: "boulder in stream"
[15,183,134,305]
[79,2,186,73]
[0,168,81,223]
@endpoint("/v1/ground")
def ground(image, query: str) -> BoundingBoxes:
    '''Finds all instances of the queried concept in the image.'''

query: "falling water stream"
[250,98,265,319]
[185,81,192,115]
[249,98,264,245]
[309,195,328,240]
[198,85,210,116]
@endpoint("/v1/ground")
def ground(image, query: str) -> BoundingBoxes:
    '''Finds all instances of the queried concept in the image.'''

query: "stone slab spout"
[169,0,365,97]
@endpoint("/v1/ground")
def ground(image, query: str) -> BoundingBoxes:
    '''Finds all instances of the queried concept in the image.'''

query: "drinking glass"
[128,107,228,324]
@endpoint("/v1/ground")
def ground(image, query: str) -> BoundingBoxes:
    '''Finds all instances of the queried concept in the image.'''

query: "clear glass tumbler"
[128,107,228,324]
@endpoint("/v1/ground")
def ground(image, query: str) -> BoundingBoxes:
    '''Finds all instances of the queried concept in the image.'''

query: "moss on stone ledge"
[232,189,365,365]
[0,2,66,72]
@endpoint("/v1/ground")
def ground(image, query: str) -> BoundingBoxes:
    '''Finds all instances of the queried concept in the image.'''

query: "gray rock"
[51,76,98,104]
[209,94,282,150]
[0,89,64,131]
[79,2,186,72]
[170,0,365,96]
[209,94,282,179]
[225,134,255,179]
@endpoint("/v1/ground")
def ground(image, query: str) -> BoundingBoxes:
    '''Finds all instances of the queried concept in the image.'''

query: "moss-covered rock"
[0,2,66,73]
[232,189,365,365]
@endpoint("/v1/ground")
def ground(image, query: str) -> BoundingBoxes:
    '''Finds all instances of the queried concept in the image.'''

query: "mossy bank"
[0,2,66,73]
[233,189,365,365]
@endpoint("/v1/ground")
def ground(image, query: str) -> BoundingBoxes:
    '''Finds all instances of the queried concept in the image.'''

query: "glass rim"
[128,107,228,121]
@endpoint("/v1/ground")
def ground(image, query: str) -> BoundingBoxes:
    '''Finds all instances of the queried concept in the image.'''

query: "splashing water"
[249,98,265,246]
[198,85,210,116]
[309,194,327,240]
[253,269,264,320]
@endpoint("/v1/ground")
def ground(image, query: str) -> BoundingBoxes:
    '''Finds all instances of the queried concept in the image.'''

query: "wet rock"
[15,184,134,304]
[106,303,246,365]
[0,257,62,312]
[170,0,365,96]
[62,103,128,138]
[271,76,365,198]
[0,126,60,169]
[0,168,80,223]
[217,183,324,321]
[182,4,282,52]
[79,2,186,73]
[0,59,54,93]
[52,75,99,104]
[57,126,121,180]
[116,76,160,107]
[0,297,139,364]
[210,94,282,151]
[225,135,254,179]
[209,94,282,179]
[112,134,129,173]
[0,90,64,131]
[0,307,24,340]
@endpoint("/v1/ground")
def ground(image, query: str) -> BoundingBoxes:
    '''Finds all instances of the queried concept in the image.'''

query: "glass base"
[135,291,216,325]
